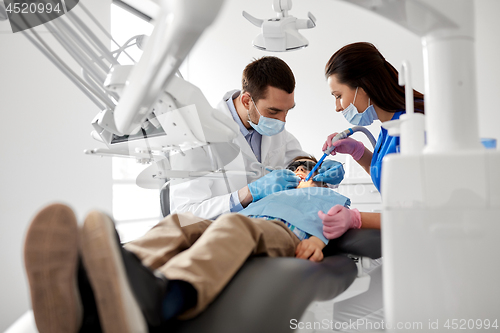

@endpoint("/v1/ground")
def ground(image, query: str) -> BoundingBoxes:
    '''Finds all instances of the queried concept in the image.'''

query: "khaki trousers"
[124,212,301,319]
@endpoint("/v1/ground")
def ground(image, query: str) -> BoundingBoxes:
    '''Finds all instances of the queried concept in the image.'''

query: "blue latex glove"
[248,169,300,202]
[312,160,345,185]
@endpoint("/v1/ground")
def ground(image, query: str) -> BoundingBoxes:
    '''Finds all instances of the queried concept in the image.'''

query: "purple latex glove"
[322,132,365,161]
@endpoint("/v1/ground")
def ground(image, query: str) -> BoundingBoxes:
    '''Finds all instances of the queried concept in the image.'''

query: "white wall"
[186,0,499,173]
[0,0,112,330]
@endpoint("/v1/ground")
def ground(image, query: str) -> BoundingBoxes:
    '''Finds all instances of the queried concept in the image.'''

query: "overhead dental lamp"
[243,0,316,52]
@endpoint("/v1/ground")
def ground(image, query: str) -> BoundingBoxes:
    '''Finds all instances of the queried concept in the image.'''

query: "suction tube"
[304,126,376,181]
[325,126,377,154]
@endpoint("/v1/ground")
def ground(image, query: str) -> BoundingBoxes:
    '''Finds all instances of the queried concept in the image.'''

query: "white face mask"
[247,97,286,136]
[342,87,378,126]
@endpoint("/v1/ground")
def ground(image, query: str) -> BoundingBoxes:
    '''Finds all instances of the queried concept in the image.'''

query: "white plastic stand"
[341,0,500,331]
[379,0,500,331]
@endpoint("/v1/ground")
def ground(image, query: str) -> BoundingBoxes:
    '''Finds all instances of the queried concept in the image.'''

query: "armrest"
[323,229,381,259]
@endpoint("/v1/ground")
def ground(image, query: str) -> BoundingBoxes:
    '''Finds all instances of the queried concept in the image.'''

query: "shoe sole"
[80,211,147,333]
[24,203,82,333]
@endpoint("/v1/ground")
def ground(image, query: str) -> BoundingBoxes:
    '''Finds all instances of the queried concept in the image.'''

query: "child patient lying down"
[240,155,352,261]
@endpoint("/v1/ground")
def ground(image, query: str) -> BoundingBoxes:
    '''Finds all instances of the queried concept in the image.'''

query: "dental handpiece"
[304,128,365,182]
[304,143,337,182]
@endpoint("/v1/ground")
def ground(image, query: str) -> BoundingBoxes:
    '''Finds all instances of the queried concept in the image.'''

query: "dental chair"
[172,234,381,333]
[158,186,382,333]
[170,234,381,333]
[7,228,380,333]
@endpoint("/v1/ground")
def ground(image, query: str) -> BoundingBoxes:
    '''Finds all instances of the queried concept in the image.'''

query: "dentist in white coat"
[170,57,345,219]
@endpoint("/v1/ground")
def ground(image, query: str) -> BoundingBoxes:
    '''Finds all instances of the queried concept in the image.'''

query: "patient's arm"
[360,212,381,229]
[295,236,326,262]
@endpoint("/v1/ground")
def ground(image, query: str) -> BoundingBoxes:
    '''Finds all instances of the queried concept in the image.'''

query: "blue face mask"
[247,97,286,136]
[342,87,378,126]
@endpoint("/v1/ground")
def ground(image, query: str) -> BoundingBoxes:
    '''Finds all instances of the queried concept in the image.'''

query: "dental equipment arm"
[90,0,243,183]
[16,0,243,184]
[305,126,376,181]
[113,0,226,135]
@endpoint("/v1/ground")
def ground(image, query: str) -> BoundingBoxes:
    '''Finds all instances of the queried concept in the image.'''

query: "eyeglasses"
[286,160,317,172]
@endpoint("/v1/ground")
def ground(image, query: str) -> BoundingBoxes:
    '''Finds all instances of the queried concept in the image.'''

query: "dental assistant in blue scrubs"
[320,42,425,231]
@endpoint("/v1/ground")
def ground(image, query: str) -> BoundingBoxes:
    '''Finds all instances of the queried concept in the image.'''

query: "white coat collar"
[218,89,287,166]
[217,90,258,164]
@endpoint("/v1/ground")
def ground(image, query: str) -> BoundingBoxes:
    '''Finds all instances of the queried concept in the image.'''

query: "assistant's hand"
[247,169,300,202]
[322,133,365,161]
[312,159,345,185]
[295,237,325,262]
[318,205,362,240]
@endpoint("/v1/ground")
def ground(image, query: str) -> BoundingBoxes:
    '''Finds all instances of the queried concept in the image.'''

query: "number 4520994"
[5,2,62,15]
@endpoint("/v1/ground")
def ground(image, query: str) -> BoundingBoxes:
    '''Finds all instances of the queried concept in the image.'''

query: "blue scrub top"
[370,111,404,192]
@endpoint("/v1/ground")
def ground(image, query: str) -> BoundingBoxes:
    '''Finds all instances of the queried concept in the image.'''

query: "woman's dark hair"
[242,56,295,102]
[325,42,424,113]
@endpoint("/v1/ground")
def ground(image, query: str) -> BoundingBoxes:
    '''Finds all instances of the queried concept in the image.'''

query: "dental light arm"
[13,0,229,136]
[87,0,244,185]
[13,0,243,185]
[14,3,120,111]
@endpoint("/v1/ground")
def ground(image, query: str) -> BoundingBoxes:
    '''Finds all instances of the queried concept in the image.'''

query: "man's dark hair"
[242,56,295,102]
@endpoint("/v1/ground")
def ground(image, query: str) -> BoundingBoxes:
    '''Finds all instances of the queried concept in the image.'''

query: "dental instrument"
[305,126,376,182]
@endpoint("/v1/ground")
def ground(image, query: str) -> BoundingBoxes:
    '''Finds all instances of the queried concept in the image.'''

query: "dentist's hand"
[322,133,365,161]
[312,160,345,185]
[318,205,362,240]
[248,169,300,202]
